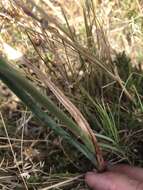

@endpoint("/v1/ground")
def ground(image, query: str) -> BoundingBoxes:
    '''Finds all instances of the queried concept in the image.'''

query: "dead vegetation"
[0,0,143,189]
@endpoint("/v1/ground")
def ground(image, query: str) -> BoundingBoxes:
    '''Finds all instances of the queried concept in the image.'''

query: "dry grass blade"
[39,174,83,190]
[21,56,105,171]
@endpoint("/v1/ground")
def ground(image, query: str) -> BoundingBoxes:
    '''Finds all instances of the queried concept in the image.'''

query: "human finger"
[109,164,143,182]
[85,171,143,190]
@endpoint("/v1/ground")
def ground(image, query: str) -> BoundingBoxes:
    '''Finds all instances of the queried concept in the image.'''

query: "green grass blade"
[0,58,95,153]
[0,70,97,167]
[81,87,119,143]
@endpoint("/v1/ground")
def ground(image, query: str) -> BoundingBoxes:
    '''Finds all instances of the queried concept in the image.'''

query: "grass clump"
[0,0,143,189]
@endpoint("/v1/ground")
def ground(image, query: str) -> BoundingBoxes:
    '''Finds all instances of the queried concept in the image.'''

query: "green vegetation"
[0,0,143,189]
